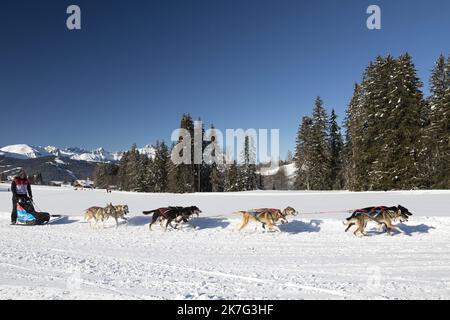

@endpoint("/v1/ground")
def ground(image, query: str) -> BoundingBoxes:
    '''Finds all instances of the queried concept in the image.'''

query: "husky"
[142,206,202,231]
[84,203,116,227]
[235,207,298,232]
[108,204,129,228]
[343,205,413,237]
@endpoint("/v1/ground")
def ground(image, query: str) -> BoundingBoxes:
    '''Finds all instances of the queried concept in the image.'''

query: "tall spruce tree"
[425,54,450,188]
[152,141,170,192]
[384,53,424,189]
[273,166,289,190]
[345,54,425,190]
[208,124,222,192]
[239,135,258,190]
[309,97,331,190]
[135,153,150,192]
[224,161,240,192]
[294,116,313,190]
[343,83,364,190]
[94,163,119,189]
[328,109,344,189]
[363,56,398,190]
[168,114,195,193]
[210,165,222,192]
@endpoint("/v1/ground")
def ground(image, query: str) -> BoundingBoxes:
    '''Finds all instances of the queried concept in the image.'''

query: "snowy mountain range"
[0,144,155,163]
[0,144,156,182]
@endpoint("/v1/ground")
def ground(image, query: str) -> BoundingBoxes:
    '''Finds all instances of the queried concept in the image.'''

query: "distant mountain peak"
[0,143,155,163]
[0,144,50,160]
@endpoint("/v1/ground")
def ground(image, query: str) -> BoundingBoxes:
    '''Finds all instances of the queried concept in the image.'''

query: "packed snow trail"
[0,184,450,299]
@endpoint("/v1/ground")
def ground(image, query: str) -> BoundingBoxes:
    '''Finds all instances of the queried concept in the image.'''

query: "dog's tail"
[142,209,158,215]
[343,218,352,225]
[345,212,356,221]
[233,211,245,216]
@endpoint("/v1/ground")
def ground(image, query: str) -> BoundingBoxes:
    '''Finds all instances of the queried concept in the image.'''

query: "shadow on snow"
[279,219,322,234]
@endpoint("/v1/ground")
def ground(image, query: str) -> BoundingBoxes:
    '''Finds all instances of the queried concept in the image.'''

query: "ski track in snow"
[0,184,450,300]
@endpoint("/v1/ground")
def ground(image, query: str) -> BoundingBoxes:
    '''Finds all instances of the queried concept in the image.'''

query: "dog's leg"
[170,221,178,229]
[148,213,160,231]
[392,226,405,234]
[385,221,404,235]
[383,223,393,235]
[354,220,364,237]
[238,216,249,231]
[165,218,173,232]
[345,223,354,232]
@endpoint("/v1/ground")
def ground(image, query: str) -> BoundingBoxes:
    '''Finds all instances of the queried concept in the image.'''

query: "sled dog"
[142,206,202,231]
[235,207,298,232]
[84,203,116,227]
[108,204,129,227]
[343,205,413,237]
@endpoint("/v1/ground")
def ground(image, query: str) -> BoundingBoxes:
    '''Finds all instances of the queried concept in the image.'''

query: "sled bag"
[16,203,50,225]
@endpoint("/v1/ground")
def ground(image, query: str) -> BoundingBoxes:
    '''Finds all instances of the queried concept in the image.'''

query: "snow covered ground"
[0,183,449,300]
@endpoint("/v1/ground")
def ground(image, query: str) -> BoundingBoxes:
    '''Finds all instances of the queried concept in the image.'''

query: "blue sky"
[0,0,449,157]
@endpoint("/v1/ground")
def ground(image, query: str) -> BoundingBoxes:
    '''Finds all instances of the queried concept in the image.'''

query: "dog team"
[84,203,413,236]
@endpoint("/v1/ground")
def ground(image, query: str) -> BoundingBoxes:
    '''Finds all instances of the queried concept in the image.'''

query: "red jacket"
[11,178,32,198]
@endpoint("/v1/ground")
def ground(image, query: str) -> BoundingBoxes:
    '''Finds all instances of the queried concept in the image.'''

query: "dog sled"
[15,198,61,226]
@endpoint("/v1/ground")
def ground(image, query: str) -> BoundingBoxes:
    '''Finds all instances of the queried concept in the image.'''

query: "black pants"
[11,196,28,223]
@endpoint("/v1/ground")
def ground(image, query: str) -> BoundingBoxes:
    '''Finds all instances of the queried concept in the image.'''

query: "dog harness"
[250,208,281,216]
[353,206,388,218]
[157,207,173,217]
[247,209,283,228]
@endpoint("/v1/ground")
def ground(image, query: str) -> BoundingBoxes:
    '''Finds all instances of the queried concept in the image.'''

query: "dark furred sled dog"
[343,205,413,237]
[142,206,202,231]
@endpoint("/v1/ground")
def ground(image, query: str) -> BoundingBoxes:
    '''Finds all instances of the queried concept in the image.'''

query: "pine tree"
[224,161,240,192]
[117,150,130,190]
[424,54,450,188]
[294,116,313,190]
[152,141,170,192]
[94,163,119,189]
[363,55,398,190]
[286,150,294,163]
[207,125,222,192]
[383,53,424,189]
[210,164,222,192]
[168,114,195,193]
[308,97,331,190]
[239,135,257,190]
[135,154,150,192]
[328,109,344,189]
[273,166,289,190]
[197,119,212,192]
[343,83,364,190]
[345,54,425,190]
[127,144,142,191]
